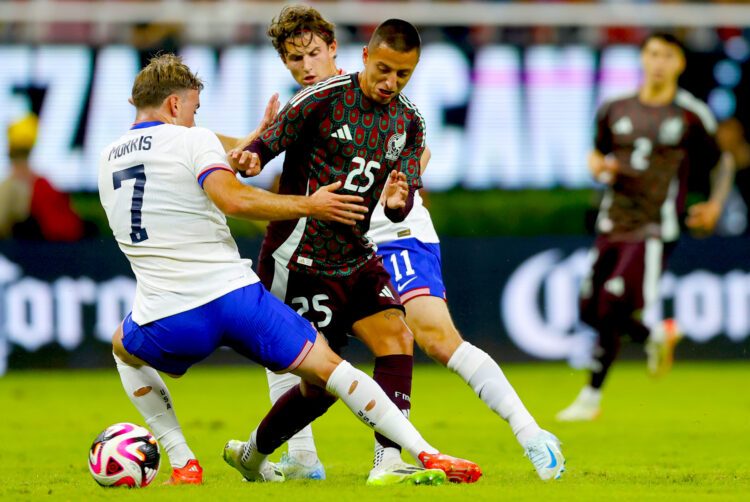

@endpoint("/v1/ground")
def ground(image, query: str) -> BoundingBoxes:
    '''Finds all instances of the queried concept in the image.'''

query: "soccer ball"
[88,422,160,487]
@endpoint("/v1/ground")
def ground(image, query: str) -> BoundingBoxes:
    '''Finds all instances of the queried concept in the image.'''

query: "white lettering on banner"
[6,278,55,352]
[95,277,137,342]
[501,248,750,363]
[0,253,138,376]
[724,271,750,342]
[54,277,97,350]
[0,43,647,191]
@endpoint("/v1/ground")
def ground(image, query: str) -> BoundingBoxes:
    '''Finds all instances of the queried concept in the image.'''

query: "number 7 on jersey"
[113,164,149,243]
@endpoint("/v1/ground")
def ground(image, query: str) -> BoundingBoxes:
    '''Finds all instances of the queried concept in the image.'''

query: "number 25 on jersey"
[344,156,381,193]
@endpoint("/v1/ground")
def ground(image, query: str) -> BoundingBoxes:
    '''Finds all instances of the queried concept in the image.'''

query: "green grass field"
[1,361,748,501]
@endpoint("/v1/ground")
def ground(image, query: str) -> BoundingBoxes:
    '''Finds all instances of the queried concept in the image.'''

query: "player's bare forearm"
[204,172,366,224]
[708,152,735,206]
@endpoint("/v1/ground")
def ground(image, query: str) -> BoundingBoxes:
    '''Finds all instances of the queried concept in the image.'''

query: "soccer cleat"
[163,459,203,485]
[646,318,683,377]
[523,430,566,481]
[556,386,601,422]
[222,440,284,482]
[417,452,482,484]
[366,458,446,486]
[277,452,326,480]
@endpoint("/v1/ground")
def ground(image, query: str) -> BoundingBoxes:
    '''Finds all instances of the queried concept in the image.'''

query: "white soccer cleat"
[523,430,566,481]
[646,318,683,377]
[222,440,284,482]
[277,452,326,480]
[366,457,446,486]
[556,386,601,422]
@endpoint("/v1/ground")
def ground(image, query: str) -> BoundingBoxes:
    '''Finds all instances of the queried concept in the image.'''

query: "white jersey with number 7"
[98,122,258,325]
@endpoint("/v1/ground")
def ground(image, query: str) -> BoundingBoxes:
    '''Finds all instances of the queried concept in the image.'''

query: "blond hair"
[131,54,204,109]
[267,5,335,57]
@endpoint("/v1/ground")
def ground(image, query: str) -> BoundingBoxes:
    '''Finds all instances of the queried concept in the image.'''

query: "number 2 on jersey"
[113,164,149,243]
[630,137,652,171]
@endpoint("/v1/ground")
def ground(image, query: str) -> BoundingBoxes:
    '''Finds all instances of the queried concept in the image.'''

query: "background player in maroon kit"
[557,33,735,422]
[225,19,481,485]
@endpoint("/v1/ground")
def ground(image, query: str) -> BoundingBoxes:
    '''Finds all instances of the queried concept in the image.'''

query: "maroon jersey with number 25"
[248,72,426,277]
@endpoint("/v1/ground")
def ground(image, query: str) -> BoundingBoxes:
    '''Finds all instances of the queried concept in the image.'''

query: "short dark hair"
[368,19,421,56]
[642,32,686,56]
[268,4,336,58]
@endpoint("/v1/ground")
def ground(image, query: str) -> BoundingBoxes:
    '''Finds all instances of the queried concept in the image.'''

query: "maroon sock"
[372,354,413,451]
[255,384,337,455]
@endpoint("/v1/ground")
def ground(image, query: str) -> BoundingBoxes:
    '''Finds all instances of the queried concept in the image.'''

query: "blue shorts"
[378,238,446,303]
[122,283,317,375]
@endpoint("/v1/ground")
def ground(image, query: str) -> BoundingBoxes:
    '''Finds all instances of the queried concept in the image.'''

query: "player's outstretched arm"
[686,151,736,234]
[214,94,281,153]
[203,170,367,223]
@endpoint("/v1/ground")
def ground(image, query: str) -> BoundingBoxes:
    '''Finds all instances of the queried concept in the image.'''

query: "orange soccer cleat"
[418,452,482,484]
[164,459,203,485]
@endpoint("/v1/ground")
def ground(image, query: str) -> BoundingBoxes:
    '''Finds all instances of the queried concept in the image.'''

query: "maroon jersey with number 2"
[594,89,720,241]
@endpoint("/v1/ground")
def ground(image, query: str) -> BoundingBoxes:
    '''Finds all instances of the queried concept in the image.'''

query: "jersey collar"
[131,121,164,130]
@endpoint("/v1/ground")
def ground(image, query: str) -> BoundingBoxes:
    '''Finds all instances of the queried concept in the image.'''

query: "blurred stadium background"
[1,0,750,376]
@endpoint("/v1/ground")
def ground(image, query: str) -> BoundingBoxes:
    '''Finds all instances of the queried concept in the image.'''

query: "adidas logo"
[331,124,353,141]
[189,465,200,472]
[379,286,394,299]
[612,116,633,135]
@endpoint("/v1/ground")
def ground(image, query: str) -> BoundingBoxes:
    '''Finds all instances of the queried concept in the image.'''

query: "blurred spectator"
[0,114,88,241]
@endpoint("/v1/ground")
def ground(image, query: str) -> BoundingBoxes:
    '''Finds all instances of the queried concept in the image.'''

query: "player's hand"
[308,181,368,225]
[383,171,409,210]
[591,154,619,184]
[228,148,262,177]
[257,93,280,133]
[686,200,721,236]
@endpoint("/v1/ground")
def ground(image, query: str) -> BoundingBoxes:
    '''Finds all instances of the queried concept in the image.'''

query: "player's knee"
[414,324,462,365]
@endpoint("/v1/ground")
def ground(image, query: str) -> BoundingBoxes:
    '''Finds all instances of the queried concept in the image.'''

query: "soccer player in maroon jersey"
[557,33,735,422]
[231,5,565,483]
[223,18,482,485]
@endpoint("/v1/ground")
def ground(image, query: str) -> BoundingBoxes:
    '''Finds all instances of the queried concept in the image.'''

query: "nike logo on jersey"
[379,286,395,299]
[396,277,418,292]
[331,124,353,142]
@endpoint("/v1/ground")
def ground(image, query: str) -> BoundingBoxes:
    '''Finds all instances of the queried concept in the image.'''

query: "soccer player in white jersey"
[228,5,565,482]
[100,53,481,486]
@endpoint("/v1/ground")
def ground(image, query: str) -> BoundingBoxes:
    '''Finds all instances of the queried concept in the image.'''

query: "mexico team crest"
[385,132,406,161]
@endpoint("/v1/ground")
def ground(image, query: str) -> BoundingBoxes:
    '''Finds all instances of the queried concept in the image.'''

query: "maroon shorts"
[579,235,663,327]
[257,255,403,352]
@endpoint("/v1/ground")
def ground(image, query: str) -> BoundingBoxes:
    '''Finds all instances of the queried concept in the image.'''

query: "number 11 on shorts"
[389,250,415,282]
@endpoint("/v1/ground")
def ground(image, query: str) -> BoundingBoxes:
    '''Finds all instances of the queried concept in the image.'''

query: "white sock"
[266,369,318,464]
[325,361,438,462]
[241,430,267,471]
[113,353,194,468]
[447,342,541,446]
[373,442,402,469]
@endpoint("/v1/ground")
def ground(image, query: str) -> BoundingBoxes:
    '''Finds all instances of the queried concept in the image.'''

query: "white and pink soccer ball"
[88,422,160,487]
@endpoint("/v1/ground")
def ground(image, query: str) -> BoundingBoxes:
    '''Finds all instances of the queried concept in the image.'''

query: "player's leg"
[352,308,421,481]
[112,318,202,484]
[294,334,480,484]
[258,256,324,479]
[642,238,682,375]
[405,295,564,480]
[221,284,479,484]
